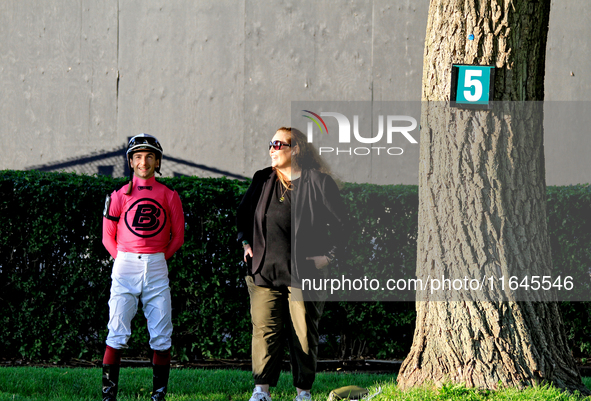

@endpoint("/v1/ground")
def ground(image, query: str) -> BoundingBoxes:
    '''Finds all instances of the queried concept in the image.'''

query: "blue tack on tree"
[468,34,475,40]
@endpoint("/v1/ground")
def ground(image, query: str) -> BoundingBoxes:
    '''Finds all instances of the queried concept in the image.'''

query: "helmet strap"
[155,158,162,176]
[126,159,134,195]
[125,180,133,196]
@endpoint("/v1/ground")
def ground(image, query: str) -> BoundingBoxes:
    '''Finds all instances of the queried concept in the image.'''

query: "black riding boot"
[151,364,170,401]
[102,364,120,401]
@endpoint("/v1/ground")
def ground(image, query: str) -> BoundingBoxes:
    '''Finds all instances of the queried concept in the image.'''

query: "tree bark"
[397,0,590,394]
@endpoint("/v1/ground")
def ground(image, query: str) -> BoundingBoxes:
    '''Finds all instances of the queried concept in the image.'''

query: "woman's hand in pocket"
[243,244,253,263]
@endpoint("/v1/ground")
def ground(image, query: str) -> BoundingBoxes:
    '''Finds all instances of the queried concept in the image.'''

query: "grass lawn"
[0,367,590,401]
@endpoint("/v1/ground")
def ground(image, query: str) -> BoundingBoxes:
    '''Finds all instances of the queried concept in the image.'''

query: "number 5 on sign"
[450,64,495,109]
[463,70,483,101]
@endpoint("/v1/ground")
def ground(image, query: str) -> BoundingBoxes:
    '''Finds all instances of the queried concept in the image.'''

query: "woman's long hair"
[274,127,331,189]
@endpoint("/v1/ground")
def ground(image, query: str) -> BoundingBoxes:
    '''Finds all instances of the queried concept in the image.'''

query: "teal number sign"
[450,64,495,109]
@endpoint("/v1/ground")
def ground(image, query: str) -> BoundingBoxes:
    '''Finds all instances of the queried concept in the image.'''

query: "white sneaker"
[294,391,312,401]
[249,386,272,401]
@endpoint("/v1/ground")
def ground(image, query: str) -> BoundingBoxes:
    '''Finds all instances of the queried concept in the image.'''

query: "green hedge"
[547,185,591,357]
[0,170,589,362]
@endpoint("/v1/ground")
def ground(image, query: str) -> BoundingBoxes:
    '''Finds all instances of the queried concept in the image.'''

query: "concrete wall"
[0,0,589,184]
[543,0,591,185]
[0,1,118,170]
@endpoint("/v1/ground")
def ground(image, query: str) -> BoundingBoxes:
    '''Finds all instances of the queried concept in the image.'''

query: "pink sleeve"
[102,191,120,259]
[165,191,185,260]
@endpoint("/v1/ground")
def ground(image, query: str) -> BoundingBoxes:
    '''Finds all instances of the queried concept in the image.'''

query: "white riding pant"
[106,251,172,351]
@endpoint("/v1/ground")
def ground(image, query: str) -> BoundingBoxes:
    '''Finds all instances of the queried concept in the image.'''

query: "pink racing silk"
[102,175,184,260]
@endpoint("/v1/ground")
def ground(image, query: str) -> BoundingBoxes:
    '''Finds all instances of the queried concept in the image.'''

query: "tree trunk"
[397,0,589,394]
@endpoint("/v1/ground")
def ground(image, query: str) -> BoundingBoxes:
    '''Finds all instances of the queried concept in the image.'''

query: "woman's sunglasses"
[269,141,292,150]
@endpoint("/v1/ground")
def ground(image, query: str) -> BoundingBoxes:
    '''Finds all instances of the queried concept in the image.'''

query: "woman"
[236,127,347,401]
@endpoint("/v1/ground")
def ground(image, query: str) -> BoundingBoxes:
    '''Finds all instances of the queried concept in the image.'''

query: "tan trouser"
[246,276,324,389]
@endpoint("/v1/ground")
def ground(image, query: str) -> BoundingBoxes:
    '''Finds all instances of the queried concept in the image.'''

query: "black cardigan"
[236,167,348,283]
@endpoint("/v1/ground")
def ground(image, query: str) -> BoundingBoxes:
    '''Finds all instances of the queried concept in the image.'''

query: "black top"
[255,179,295,287]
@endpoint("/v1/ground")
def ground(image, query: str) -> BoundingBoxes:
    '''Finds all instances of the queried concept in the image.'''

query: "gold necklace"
[279,182,291,203]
